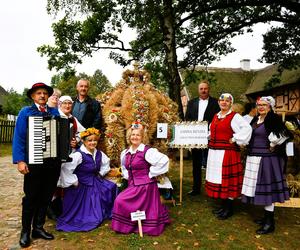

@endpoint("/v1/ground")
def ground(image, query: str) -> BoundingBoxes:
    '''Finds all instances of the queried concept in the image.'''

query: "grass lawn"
[44,158,300,250]
[0,143,12,157]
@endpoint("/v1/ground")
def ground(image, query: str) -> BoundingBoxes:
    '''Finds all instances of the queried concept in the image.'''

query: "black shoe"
[256,211,275,234]
[19,231,31,248]
[32,228,54,240]
[188,190,200,196]
[256,223,275,234]
[217,209,233,220]
[212,207,224,215]
[216,199,233,220]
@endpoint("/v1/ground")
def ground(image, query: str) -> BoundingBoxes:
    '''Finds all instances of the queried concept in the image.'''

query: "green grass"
[43,159,300,250]
[0,143,12,157]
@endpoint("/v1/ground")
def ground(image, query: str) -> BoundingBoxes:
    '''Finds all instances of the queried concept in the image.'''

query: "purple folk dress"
[56,147,118,232]
[111,144,170,236]
[242,123,289,205]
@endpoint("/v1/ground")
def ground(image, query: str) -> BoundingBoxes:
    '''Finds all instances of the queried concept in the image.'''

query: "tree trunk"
[161,0,184,119]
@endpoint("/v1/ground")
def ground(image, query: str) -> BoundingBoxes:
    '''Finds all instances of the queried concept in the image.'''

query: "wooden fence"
[0,119,15,143]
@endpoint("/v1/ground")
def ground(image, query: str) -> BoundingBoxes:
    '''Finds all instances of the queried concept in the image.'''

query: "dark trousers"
[191,148,208,192]
[22,161,61,232]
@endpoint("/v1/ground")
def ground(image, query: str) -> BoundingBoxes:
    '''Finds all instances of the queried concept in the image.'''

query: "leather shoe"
[212,207,224,215]
[217,209,233,220]
[32,228,54,240]
[19,231,31,248]
[256,223,275,234]
[187,190,200,196]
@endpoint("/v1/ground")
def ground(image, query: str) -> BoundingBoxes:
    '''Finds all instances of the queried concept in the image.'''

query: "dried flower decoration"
[131,121,143,130]
[80,127,100,139]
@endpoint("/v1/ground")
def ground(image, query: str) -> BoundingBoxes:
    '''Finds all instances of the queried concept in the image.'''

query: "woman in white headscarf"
[241,96,291,234]
[205,93,252,220]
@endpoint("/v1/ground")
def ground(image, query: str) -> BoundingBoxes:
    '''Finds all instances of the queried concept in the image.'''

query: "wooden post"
[282,112,286,122]
[137,218,143,237]
[131,210,145,237]
[179,147,183,203]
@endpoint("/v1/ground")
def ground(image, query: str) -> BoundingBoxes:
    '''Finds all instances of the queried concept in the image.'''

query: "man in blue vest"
[13,83,61,248]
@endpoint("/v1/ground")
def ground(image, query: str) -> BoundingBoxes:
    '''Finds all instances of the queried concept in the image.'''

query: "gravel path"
[0,156,54,250]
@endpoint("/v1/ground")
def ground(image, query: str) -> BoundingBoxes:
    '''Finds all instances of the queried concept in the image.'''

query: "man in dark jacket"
[72,78,102,130]
[13,83,61,248]
[185,80,220,195]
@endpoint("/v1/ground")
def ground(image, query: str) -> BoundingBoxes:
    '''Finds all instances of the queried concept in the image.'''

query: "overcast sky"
[0,1,271,94]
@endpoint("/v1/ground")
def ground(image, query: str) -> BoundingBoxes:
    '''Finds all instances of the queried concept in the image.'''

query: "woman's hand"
[17,161,29,175]
[70,138,77,148]
[156,174,166,184]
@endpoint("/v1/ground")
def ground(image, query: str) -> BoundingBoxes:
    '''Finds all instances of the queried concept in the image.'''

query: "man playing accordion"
[13,82,61,248]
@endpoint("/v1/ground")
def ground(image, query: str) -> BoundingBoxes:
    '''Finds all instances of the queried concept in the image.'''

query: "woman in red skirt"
[205,93,252,219]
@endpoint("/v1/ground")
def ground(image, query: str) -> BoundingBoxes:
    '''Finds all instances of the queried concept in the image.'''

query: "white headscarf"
[219,93,234,103]
[257,96,275,109]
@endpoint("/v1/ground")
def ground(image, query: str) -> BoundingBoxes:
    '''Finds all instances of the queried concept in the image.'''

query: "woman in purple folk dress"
[111,124,170,236]
[242,96,291,234]
[56,128,118,232]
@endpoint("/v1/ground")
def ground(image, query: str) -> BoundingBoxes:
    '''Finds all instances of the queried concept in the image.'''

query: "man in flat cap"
[13,83,61,248]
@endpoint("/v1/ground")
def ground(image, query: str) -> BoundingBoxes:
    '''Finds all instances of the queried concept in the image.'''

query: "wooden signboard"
[169,122,208,203]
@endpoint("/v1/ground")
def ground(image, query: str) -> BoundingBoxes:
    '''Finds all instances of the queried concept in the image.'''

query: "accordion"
[27,116,71,164]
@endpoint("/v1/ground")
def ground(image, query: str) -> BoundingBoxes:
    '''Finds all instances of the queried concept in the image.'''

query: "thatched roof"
[245,65,300,95]
[181,67,255,103]
[0,85,8,106]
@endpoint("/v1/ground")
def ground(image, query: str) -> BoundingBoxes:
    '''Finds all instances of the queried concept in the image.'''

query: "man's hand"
[17,161,29,175]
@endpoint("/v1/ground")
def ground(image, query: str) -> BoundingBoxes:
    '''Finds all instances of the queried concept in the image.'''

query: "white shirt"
[120,143,172,189]
[243,114,254,124]
[58,109,85,143]
[198,98,209,121]
[35,103,47,112]
[57,145,110,188]
[215,110,252,145]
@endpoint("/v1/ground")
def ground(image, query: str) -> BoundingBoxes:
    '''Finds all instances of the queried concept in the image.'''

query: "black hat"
[27,82,54,99]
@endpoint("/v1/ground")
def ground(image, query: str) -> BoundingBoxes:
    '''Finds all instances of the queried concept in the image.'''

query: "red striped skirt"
[205,150,243,199]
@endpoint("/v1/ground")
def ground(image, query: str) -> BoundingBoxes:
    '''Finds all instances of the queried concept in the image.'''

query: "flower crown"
[80,127,101,139]
[131,121,144,130]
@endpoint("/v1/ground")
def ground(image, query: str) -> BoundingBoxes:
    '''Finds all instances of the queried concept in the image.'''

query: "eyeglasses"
[256,104,269,107]
[61,102,73,106]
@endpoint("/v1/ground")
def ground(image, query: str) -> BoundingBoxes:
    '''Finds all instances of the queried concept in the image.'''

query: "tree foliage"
[2,88,31,115]
[39,0,300,118]
[50,69,113,97]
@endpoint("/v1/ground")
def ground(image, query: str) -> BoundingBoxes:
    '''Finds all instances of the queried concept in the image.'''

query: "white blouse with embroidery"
[120,143,172,188]
[57,145,110,188]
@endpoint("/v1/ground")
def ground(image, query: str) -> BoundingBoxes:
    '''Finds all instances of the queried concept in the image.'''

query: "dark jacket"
[72,95,102,130]
[185,96,220,124]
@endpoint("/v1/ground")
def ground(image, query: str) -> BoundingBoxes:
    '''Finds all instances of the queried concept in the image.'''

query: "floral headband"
[131,121,144,130]
[256,96,275,109]
[219,93,234,103]
[80,127,101,139]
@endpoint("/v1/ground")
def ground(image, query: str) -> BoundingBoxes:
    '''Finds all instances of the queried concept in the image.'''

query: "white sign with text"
[130,210,146,221]
[169,122,208,148]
